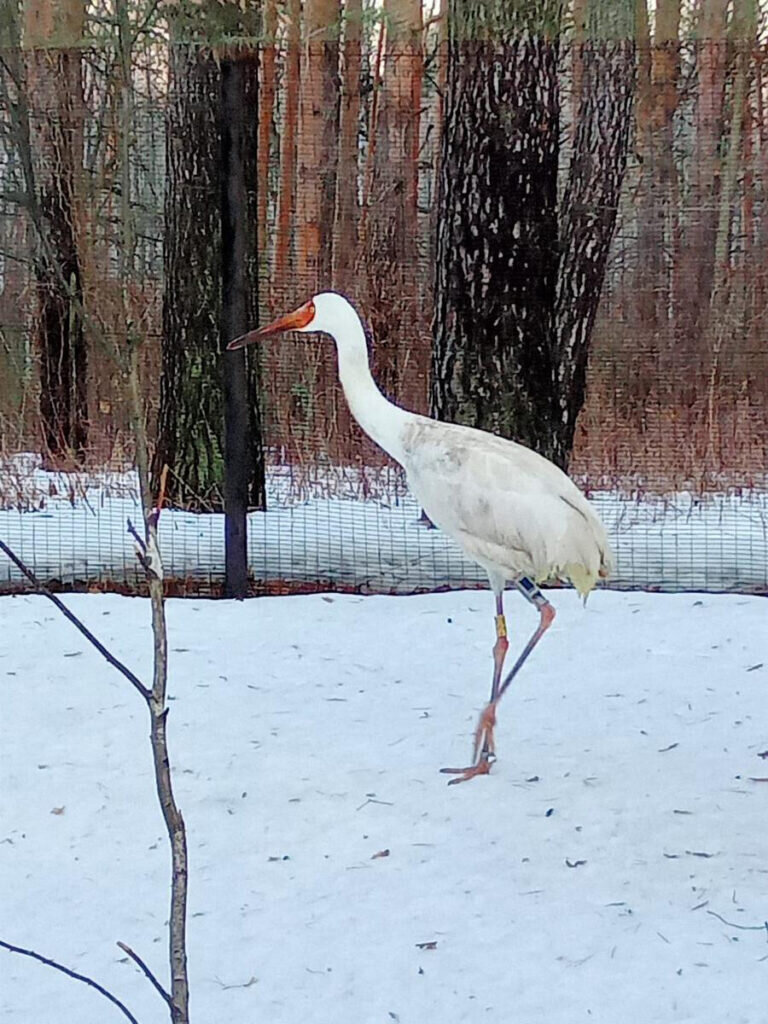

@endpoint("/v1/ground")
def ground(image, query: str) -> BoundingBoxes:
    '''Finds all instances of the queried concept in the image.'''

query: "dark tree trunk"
[432,0,635,471]
[24,36,87,464]
[431,0,562,458]
[220,57,263,597]
[156,43,222,508]
[154,36,265,515]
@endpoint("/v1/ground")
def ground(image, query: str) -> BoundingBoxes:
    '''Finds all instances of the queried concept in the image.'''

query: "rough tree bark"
[155,39,221,506]
[274,0,300,299]
[570,0,587,128]
[713,0,756,278]
[705,0,758,450]
[431,0,563,458]
[257,0,278,285]
[429,0,447,267]
[377,0,422,249]
[332,0,363,293]
[297,0,341,292]
[634,0,656,325]
[682,0,729,346]
[552,0,636,466]
[22,0,87,465]
[645,0,681,332]
[366,0,423,398]
[432,0,635,471]
[154,4,265,515]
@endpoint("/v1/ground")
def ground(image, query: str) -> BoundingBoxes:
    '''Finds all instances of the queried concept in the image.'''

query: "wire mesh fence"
[1,10,767,596]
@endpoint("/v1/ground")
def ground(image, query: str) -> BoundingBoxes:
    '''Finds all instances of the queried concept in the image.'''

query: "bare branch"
[117,5,190,1014]
[117,941,173,1008]
[132,0,165,43]
[126,517,152,576]
[706,910,768,935]
[0,938,140,1024]
[0,538,152,703]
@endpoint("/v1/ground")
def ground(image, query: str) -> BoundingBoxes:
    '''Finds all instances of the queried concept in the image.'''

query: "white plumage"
[229,291,614,782]
[402,418,613,597]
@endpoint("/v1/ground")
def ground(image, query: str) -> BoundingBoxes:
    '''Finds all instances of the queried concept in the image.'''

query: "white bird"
[229,292,614,783]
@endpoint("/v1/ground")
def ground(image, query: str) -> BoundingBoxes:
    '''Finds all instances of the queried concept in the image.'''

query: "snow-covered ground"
[1,455,767,593]
[1,588,766,1023]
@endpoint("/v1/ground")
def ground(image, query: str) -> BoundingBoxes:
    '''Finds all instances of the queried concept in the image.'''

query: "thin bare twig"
[126,517,152,576]
[0,538,151,703]
[132,0,165,43]
[707,910,768,934]
[117,941,172,1008]
[116,4,188,1011]
[0,938,140,1024]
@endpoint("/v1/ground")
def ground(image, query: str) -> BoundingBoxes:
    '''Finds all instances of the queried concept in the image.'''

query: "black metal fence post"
[220,56,253,599]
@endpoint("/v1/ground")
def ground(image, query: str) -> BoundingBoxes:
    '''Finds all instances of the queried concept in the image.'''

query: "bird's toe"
[440,755,494,785]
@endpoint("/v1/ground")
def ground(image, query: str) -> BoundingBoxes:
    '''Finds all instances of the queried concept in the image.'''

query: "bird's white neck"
[325,306,411,465]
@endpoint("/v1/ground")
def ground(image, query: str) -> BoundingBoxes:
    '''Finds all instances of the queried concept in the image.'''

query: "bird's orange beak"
[226,300,316,350]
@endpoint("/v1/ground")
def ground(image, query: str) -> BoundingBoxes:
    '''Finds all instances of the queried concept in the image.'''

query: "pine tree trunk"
[154,17,265,513]
[367,0,423,399]
[297,0,341,293]
[429,0,447,269]
[332,0,363,293]
[682,0,729,347]
[257,0,278,291]
[571,0,588,131]
[650,0,681,338]
[634,0,657,326]
[274,0,301,302]
[705,0,758,452]
[713,0,756,279]
[431,0,562,455]
[22,0,87,465]
[737,2,758,330]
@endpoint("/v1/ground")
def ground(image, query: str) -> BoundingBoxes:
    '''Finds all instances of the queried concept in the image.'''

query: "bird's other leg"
[441,579,554,786]
[440,589,509,784]
[495,578,555,704]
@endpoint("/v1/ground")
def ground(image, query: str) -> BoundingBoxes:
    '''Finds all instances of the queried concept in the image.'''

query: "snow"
[1,455,767,593]
[1,588,767,1023]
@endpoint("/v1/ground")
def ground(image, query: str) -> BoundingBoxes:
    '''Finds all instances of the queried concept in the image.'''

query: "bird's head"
[227,292,354,350]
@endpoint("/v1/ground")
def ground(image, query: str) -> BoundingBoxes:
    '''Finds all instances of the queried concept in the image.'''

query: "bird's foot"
[472,702,497,761]
[440,703,498,785]
[440,752,495,785]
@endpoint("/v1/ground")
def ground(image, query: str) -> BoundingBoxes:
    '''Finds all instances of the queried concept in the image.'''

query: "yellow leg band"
[495,614,507,639]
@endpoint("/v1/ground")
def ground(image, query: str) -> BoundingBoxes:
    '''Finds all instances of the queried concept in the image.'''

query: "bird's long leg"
[475,593,510,759]
[441,579,555,785]
[495,578,555,704]
[440,590,509,783]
